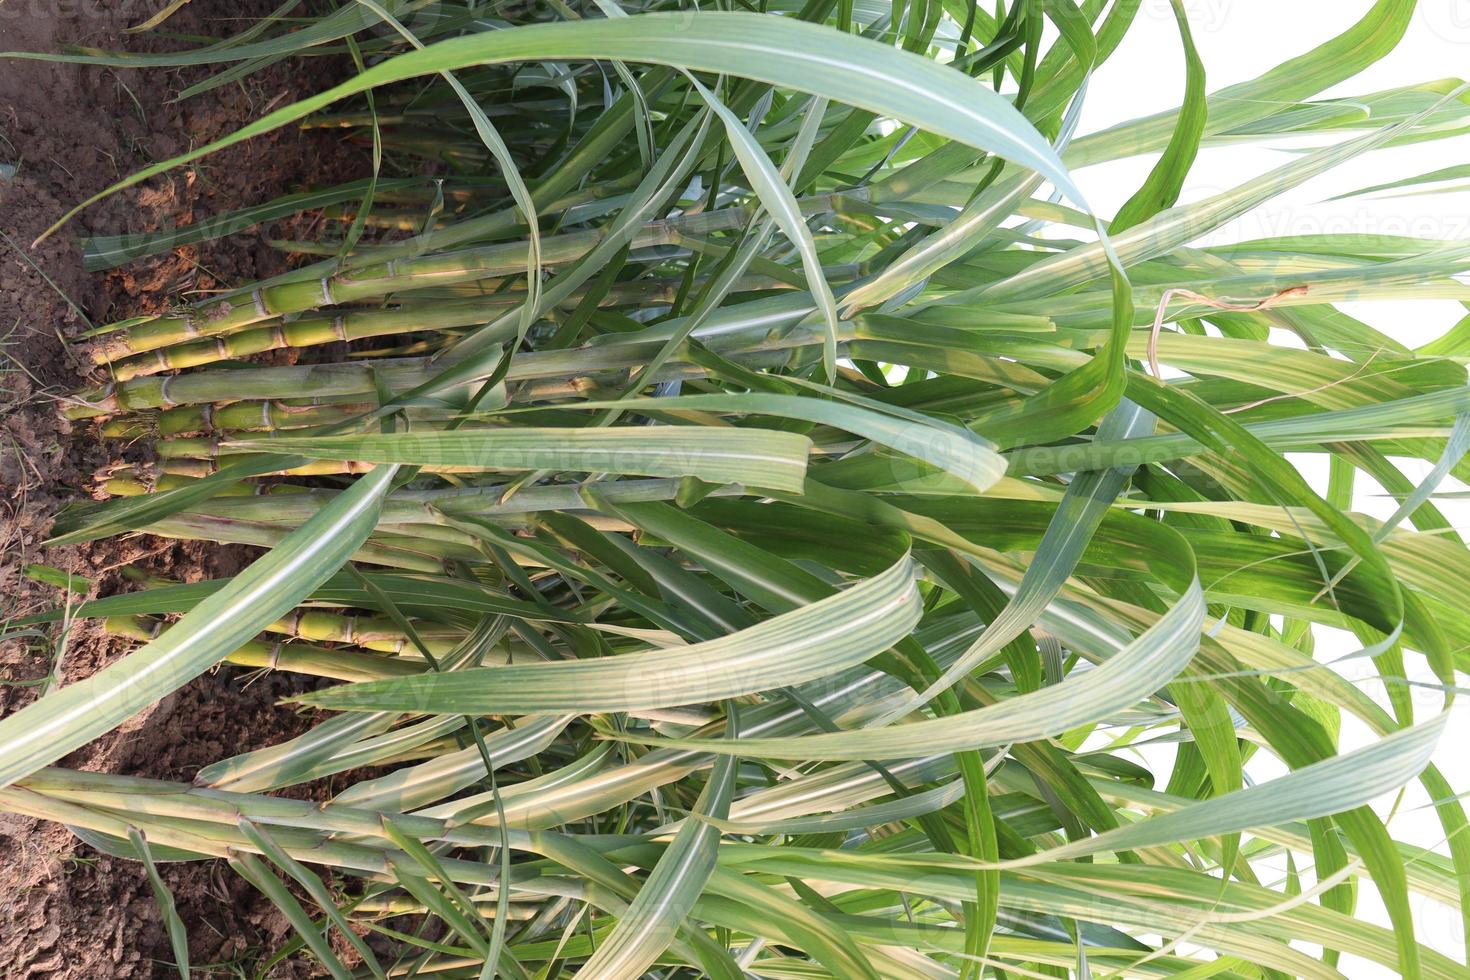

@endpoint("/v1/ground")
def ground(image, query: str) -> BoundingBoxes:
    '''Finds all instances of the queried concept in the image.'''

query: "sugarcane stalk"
[105,299,520,381]
[144,498,485,555]
[153,436,305,461]
[94,473,152,497]
[173,490,627,534]
[156,458,217,479]
[166,477,733,528]
[143,513,473,571]
[87,224,663,366]
[97,415,154,440]
[67,355,478,420]
[99,458,366,484]
[93,462,306,498]
[113,569,485,669]
[161,456,378,479]
[12,767,541,863]
[262,608,463,657]
[63,313,822,420]
[321,176,636,259]
[94,459,233,487]
[104,616,426,683]
[107,267,807,381]
[103,401,379,440]
[326,208,455,232]
[305,102,549,128]
[369,263,852,305]
[0,778,403,879]
[162,490,505,552]
[84,188,864,367]
[370,180,509,204]
[101,403,368,440]
[190,400,366,437]
[114,280,831,382]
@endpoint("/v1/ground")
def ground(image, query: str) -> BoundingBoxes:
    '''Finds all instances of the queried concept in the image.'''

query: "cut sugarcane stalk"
[263,608,463,657]
[93,463,304,498]
[106,299,521,381]
[64,320,821,419]
[83,189,864,366]
[142,514,477,571]
[102,401,378,440]
[104,616,426,683]
[103,267,828,381]
[87,223,672,365]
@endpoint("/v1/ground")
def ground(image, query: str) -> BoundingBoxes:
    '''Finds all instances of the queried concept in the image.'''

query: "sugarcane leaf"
[995,714,1447,867]
[891,399,1155,713]
[578,753,737,978]
[639,515,1202,760]
[199,711,401,792]
[332,714,573,812]
[1067,0,1418,166]
[45,454,304,547]
[126,827,190,980]
[962,95,1459,308]
[691,77,840,383]
[703,777,965,835]
[80,179,410,271]
[1109,0,1205,232]
[705,867,881,979]
[240,426,812,493]
[36,11,1092,245]
[1328,162,1470,200]
[290,553,919,714]
[0,465,398,789]
[236,819,386,979]
[538,390,1005,493]
[230,851,355,980]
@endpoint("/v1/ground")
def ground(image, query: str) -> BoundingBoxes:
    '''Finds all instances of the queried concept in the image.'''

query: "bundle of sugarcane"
[8,1,1470,978]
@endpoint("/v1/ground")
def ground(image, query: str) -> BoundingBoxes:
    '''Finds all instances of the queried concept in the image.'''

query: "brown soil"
[0,3,364,975]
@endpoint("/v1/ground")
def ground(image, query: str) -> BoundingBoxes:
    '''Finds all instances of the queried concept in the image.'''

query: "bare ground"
[1,2,365,974]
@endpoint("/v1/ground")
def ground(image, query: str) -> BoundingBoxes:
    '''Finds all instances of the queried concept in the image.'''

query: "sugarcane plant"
[6,0,1470,976]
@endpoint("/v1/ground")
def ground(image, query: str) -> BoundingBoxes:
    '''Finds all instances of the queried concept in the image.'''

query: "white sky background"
[1057,3,1470,973]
